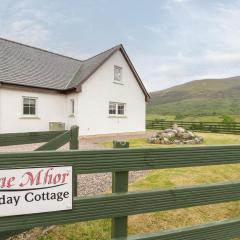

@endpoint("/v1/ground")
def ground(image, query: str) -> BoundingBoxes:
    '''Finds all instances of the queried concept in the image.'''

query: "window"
[109,102,116,115]
[23,97,36,116]
[117,103,125,115]
[114,65,122,81]
[70,99,75,114]
[109,102,125,116]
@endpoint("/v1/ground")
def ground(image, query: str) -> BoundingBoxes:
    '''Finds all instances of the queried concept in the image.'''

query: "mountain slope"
[148,77,240,116]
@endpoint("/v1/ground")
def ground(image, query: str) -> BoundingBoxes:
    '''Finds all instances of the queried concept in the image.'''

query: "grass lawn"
[38,132,240,240]
[101,132,240,148]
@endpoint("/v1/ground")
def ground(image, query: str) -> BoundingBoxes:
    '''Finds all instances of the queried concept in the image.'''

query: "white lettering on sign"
[0,166,72,217]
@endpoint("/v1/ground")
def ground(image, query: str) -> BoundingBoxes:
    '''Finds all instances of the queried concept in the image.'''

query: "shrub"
[221,115,235,124]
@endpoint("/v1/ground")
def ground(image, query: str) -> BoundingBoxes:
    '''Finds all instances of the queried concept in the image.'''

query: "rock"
[164,128,173,133]
[163,137,170,144]
[148,124,204,145]
[177,127,185,133]
[183,140,195,144]
[181,133,192,140]
[162,132,176,138]
[187,131,195,138]
[172,129,178,134]
[194,137,204,144]
[173,124,178,130]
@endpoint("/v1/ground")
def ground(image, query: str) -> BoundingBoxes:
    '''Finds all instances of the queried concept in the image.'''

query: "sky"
[1,0,240,92]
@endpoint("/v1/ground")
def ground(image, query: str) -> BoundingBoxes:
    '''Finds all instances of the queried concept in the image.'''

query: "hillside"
[147,77,240,116]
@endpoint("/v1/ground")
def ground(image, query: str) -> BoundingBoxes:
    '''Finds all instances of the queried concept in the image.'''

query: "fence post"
[70,125,79,150]
[111,171,129,238]
[70,126,79,197]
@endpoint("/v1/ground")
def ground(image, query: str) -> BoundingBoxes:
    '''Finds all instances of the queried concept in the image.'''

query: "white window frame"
[114,65,122,82]
[109,102,126,117]
[22,96,38,117]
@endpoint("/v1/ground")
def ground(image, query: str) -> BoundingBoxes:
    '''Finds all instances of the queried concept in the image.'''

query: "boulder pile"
[148,124,204,145]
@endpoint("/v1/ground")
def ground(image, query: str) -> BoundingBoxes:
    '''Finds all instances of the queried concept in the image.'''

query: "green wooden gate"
[1,133,240,239]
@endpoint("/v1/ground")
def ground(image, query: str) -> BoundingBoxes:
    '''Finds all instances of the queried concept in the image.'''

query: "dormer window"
[114,65,122,82]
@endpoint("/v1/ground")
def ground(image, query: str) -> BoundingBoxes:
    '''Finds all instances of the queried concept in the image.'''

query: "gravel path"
[77,170,149,196]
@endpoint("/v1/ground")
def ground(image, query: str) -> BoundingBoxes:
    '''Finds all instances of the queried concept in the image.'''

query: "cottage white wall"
[66,92,79,128]
[0,50,146,135]
[77,50,146,135]
[0,89,68,133]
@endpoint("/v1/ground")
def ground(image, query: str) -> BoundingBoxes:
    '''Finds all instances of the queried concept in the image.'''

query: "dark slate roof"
[0,38,149,99]
[0,38,121,90]
[0,38,81,90]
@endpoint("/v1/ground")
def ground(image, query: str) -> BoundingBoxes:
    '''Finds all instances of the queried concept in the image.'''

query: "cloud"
[173,0,190,2]
[136,1,240,91]
[2,19,49,46]
[1,0,240,92]
[204,51,240,63]
[0,1,51,47]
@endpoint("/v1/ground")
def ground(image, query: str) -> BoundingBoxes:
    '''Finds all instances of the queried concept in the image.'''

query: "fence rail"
[0,130,66,146]
[1,144,240,239]
[0,126,79,239]
[146,120,240,134]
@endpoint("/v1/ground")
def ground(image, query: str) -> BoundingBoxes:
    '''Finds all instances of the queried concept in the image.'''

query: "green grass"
[148,98,240,116]
[101,132,240,149]
[146,114,240,122]
[146,114,176,121]
[147,78,240,116]
[37,132,240,240]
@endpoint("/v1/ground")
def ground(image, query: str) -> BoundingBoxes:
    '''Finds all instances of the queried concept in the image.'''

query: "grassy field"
[102,132,240,148]
[38,132,240,240]
[147,78,240,116]
[146,114,240,122]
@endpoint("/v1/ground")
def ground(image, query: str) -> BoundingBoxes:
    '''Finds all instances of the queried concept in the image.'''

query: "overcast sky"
[1,0,240,91]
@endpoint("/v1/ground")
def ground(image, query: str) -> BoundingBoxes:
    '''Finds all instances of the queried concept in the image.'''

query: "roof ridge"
[83,44,122,62]
[0,37,83,62]
[65,63,83,89]
[65,44,122,89]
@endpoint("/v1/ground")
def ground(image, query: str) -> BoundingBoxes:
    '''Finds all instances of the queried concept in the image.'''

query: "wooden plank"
[126,218,240,240]
[69,126,79,197]
[111,171,129,238]
[0,131,65,146]
[35,131,71,151]
[0,181,240,232]
[69,126,79,150]
[1,145,240,173]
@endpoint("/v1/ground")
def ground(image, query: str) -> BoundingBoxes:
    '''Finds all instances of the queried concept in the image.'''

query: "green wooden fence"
[0,126,79,149]
[146,119,240,134]
[0,126,79,239]
[1,144,240,239]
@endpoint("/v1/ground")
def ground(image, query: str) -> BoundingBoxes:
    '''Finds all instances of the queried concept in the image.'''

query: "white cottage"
[0,38,149,135]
